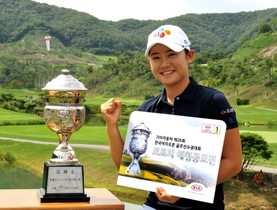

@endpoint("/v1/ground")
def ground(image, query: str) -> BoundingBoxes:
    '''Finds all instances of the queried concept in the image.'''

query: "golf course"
[0,95,276,209]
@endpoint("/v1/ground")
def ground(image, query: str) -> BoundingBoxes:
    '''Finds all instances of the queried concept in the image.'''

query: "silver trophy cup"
[38,69,90,202]
[127,123,151,175]
[42,69,87,164]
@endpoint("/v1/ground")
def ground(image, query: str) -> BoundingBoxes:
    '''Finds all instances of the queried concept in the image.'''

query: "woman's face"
[148,44,194,89]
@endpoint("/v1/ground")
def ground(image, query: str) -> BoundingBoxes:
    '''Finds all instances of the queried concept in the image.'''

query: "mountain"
[0,0,276,110]
[0,0,277,54]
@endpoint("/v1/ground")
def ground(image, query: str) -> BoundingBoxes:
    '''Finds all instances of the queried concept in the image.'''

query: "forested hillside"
[0,0,277,54]
[0,0,277,109]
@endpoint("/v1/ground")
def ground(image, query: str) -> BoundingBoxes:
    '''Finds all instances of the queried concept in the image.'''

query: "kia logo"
[191,184,202,192]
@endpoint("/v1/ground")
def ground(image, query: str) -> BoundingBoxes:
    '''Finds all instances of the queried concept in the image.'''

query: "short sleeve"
[208,92,238,130]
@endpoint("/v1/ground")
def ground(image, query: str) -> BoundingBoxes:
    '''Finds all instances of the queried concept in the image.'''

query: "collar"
[155,77,198,107]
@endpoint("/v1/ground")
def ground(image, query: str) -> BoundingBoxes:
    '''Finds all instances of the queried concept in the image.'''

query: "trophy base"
[37,188,90,203]
[38,161,90,203]
[49,158,78,165]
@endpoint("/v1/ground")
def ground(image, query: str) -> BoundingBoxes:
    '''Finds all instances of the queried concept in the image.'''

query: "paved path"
[1,136,277,174]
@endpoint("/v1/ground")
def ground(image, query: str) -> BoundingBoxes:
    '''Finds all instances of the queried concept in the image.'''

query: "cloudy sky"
[33,0,276,21]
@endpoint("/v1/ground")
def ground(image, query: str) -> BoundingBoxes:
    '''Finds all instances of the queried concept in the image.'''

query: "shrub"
[236,98,250,105]
[85,104,101,115]
[1,121,12,126]
[0,120,44,126]
[237,132,273,180]
[4,152,16,164]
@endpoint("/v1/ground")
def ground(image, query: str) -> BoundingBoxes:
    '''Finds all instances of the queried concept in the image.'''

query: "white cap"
[145,25,191,57]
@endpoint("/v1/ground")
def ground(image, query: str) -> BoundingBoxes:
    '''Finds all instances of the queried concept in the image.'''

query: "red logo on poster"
[191,184,202,192]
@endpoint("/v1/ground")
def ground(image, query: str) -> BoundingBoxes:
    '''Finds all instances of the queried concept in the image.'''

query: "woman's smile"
[161,70,175,75]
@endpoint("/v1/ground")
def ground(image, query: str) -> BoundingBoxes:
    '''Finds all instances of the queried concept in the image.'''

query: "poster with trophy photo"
[117,111,226,204]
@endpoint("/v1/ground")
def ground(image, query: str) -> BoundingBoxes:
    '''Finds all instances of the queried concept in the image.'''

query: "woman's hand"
[100,98,121,125]
[156,186,180,204]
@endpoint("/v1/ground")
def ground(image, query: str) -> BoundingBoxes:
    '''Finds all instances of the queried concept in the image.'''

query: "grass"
[232,32,277,60]
[0,140,277,209]
[235,106,277,125]
[1,125,276,170]
[257,143,277,168]
[94,55,115,64]
[84,95,143,106]
[0,89,40,98]
[0,140,148,205]
[0,128,276,209]
[0,108,43,122]
[1,100,277,127]
[0,125,127,145]
[0,106,276,169]
[0,94,277,208]
[223,173,277,209]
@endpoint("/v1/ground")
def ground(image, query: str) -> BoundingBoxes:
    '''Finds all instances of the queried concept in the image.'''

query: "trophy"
[127,123,151,175]
[37,69,90,202]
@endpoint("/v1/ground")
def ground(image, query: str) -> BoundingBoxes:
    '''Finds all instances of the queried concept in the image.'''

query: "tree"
[258,21,273,34]
[256,56,275,93]
[270,17,277,29]
[237,132,273,181]
[10,80,21,89]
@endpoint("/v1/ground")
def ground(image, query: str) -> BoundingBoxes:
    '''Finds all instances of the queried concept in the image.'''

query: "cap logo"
[154,27,171,38]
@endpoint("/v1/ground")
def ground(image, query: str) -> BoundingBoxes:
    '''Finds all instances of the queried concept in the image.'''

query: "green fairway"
[4,103,277,125]
[0,125,128,145]
[239,129,277,143]
[0,108,43,123]
[257,143,277,168]
[0,89,40,98]
[0,97,276,170]
[235,106,277,124]
[84,95,143,106]
[0,124,276,169]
